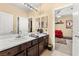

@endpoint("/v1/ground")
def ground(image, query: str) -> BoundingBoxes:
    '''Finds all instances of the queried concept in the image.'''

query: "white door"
[73,4,79,56]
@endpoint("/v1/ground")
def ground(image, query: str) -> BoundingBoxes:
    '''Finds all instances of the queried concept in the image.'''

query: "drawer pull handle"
[7,52,10,55]
[44,37,45,39]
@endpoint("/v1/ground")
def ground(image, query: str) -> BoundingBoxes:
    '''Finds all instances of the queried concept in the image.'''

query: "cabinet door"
[27,45,38,56]
[39,41,44,55]
[44,36,49,49]
[0,46,21,56]
[16,51,26,56]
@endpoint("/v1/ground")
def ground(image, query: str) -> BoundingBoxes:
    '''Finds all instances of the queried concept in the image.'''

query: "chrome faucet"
[16,30,22,38]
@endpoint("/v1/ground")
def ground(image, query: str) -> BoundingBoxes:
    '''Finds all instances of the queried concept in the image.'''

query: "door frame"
[53,4,73,51]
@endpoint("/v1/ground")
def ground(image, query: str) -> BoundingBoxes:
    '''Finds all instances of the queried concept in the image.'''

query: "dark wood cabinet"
[0,35,49,56]
[26,41,32,48]
[32,39,38,45]
[44,35,49,49]
[0,45,21,56]
[39,41,44,55]
[27,45,38,56]
[16,51,26,56]
[27,39,38,56]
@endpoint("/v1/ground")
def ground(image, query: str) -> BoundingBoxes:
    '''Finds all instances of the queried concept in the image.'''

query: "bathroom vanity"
[0,34,49,56]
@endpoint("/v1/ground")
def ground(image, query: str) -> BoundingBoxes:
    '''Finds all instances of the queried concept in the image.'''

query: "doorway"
[55,5,73,55]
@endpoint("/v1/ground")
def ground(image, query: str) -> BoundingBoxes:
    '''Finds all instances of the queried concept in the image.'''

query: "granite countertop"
[0,33,48,52]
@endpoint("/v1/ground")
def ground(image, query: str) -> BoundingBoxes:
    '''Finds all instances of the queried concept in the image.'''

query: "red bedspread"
[55,30,63,38]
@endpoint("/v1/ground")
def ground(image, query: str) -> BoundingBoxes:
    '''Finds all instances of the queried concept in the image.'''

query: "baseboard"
[63,36,72,39]
[52,43,55,50]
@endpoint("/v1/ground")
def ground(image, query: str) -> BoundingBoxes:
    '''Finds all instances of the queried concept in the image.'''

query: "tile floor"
[41,38,72,56]
[55,39,72,55]
[41,49,70,56]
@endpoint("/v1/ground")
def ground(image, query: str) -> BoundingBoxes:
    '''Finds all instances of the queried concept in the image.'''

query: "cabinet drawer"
[32,39,38,45]
[39,41,44,55]
[26,41,32,48]
[21,43,27,51]
[16,51,26,56]
[0,50,9,56]
[21,41,32,50]
[27,45,38,56]
[38,37,43,43]
[0,46,21,56]
[8,46,21,56]
[43,35,49,39]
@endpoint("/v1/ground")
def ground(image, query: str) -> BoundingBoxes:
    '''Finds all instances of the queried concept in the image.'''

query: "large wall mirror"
[17,16,29,34]
[0,12,13,35]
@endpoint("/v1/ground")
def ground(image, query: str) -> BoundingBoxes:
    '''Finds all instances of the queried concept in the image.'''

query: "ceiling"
[10,3,42,12]
[56,5,73,18]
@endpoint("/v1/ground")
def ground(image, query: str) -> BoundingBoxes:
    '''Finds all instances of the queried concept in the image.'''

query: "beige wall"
[0,3,30,32]
[55,15,72,38]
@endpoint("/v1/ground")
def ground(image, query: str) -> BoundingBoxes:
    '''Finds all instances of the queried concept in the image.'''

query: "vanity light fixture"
[24,3,38,12]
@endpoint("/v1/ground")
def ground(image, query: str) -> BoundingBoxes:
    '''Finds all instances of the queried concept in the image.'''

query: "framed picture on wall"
[66,20,72,29]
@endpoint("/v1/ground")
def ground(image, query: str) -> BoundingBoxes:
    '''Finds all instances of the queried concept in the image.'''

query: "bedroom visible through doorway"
[55,5,73,55]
